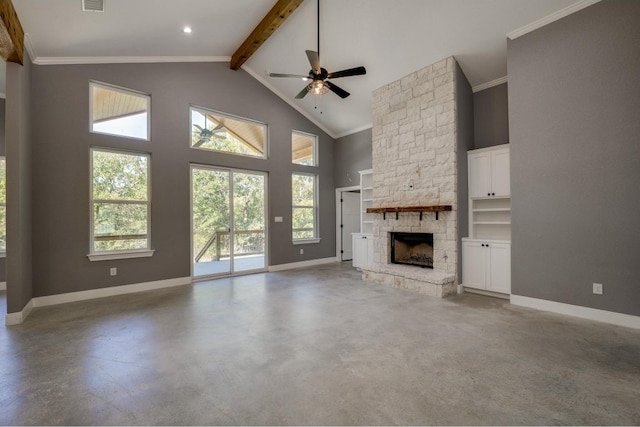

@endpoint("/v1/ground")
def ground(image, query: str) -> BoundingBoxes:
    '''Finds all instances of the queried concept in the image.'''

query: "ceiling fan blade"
[269,73,309,79]
[306,50,320,74]
[325,81,350,99]
[327,66,367,79]
[295,86,310,99]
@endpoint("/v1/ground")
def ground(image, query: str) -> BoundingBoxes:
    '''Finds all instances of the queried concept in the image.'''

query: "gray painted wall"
[6,58,33,313]
[333,128,372,188]
[26,61,335,301]
[508,0,640,316]
[455,62,474,280]
[474,82,509,149]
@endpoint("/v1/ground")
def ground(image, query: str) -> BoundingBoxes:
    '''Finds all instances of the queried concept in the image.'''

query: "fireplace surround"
[359,56,472,298]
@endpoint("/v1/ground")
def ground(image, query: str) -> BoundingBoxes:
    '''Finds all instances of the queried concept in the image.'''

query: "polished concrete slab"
[1,262,639,425]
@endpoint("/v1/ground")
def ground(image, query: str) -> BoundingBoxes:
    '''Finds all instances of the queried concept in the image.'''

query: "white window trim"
[89,81,151,141]
[189,105,268,160]
[292,172,319,243]
[88,147,153,261]
[291,129,318,167]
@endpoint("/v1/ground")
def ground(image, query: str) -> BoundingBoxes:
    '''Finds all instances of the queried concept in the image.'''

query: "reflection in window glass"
[90,82,150,140]
[292,131,317,166]
[190,107,267,159]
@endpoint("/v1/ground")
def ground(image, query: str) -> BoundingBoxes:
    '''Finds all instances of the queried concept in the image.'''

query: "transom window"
[90,148,151,258]
[292,173,318,241]
[190,106,267,159]
[292,131,317,166]
[90,81,150,141]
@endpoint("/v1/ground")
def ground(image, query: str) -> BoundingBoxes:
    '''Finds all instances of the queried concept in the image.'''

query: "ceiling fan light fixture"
[308,80,329,95]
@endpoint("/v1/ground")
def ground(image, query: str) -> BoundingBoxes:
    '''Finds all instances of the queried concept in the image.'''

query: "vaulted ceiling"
[12,0,590,138]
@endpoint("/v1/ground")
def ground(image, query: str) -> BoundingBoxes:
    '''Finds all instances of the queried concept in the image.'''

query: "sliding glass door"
[191,166,267,278]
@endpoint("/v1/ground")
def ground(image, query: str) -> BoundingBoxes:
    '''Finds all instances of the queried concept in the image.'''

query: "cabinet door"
[491,149,510,197]
[352,234,365,268]
[462,240,487,289]
[487,242,511,294]
[468,152,492,198]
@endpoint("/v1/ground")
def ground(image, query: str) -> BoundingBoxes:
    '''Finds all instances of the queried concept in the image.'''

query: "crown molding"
[241,64,337,139]
[472,76,508,93]
[507,0,601,40]
[24,33,231,65]
[32,55,231,65]
[334,123,372,139]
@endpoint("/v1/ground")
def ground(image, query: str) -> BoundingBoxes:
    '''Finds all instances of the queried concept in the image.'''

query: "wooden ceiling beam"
[230,0,303,71]
[0,0,24,65]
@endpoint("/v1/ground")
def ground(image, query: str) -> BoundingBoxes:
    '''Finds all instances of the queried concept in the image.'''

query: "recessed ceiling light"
[183,26,192,34]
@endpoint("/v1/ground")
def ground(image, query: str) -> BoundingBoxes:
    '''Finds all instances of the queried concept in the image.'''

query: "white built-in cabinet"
[463,145,511,296]
[468,146,510,198]
[352,233,374,269]
[462,239,511,294]
[352,169,374,269]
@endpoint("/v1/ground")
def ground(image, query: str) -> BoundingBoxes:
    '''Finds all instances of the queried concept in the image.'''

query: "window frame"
[189,105,268,160]
[89,81,151,141]
[88,147,154,261]
[291,172,320,244]
[291,130,318,166]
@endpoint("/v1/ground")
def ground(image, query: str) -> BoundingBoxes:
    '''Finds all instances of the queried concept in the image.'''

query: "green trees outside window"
[91,149,150,252]
[292,173,317,240]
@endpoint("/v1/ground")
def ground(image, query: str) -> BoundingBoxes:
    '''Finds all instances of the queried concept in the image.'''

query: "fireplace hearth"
[390,232,434,269]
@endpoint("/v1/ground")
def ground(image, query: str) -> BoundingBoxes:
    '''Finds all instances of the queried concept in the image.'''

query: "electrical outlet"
[110,267,117,276]
[300,249,304,255]
[593,283,603,295]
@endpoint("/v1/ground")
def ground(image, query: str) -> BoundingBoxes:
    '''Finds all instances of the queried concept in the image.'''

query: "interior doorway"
[335,187,361,261]
[191,165,268,279]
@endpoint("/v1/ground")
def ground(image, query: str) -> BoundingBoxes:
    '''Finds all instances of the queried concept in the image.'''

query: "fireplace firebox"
[390,232,434,268]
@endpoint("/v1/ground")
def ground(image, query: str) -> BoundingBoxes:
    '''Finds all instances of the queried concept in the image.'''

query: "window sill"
[87,249,155,262]
[292,238,321,245]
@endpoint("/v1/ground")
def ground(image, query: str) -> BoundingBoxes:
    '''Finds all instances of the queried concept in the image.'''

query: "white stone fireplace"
[361,56,469,297]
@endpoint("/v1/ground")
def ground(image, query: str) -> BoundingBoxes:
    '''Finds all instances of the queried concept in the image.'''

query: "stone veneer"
[363,57,461,297]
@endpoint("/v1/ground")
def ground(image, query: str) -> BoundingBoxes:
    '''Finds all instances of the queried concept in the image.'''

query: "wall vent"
[82,0,104,12]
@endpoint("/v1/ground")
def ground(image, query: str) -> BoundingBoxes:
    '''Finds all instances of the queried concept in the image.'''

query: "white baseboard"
[269,257,337,272]
[5,277,191,325]
[0,281,6,291]
[5,299,33,326]
[511,294,640,330]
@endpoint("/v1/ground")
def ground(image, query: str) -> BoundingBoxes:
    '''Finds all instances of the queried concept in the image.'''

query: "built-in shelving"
[359,170,374,235]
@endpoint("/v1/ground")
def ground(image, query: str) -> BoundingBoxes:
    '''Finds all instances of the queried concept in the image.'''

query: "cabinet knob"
[492,192,495,196]
[487,193,491,196]
[481,244,485,247]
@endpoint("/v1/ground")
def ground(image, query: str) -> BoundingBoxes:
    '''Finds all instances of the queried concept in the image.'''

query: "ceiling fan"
[269,0,366,99]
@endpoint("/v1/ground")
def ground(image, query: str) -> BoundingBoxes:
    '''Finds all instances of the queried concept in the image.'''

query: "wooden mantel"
[366,205,452,220]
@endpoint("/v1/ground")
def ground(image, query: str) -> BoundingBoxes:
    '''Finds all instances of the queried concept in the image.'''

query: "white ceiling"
[12,0,589,137]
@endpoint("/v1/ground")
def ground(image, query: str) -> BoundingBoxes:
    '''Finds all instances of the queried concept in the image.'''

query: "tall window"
[292,173,318,241]
[0,157,5,254]
[190,106,267,159]
[90,81,150,141]
[292,131,317,166]
[90,148,151,257]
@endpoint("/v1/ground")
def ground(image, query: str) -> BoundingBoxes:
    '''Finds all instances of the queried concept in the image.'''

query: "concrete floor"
[1,262,639,425]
